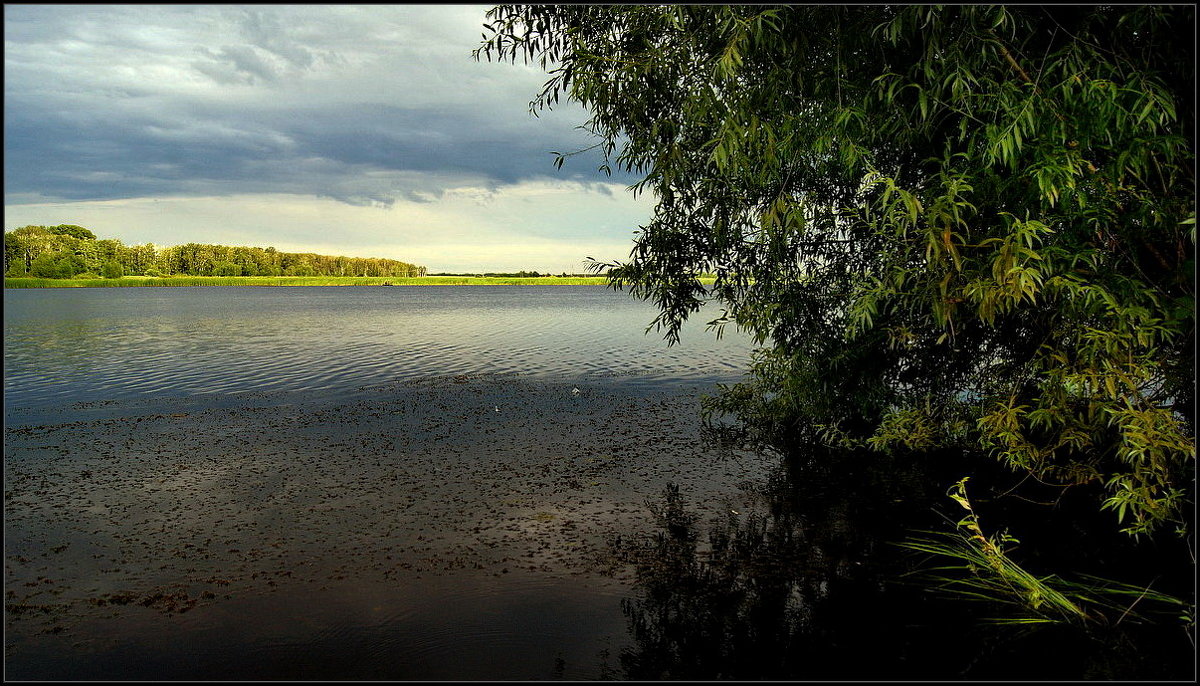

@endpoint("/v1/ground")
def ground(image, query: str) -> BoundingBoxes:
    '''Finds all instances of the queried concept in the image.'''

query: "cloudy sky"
[3,4,652,273]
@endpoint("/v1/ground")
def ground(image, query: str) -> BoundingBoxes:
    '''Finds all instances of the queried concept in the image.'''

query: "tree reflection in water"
[612,446,1193,680]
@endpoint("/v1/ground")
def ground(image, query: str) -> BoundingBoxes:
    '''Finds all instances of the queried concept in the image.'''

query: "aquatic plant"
[898,478,1194,628]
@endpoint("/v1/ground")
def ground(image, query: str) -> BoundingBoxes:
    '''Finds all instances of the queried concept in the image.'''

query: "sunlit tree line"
[3,224,426,278]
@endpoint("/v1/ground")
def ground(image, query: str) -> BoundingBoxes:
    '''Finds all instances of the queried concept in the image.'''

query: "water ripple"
[4,286,756,411]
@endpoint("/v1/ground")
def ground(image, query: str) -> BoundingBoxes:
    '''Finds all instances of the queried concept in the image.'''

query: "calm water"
[3,285,754,415]
[4,285,768,680]
[5,286,1191,680]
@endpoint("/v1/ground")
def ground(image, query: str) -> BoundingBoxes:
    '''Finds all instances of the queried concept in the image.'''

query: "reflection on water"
[613,449,949,680]
[3,367,775,680]
[612,446,1195,680]
[7,571,632,681]
[3,286,754,413]
[5,287,1191,680]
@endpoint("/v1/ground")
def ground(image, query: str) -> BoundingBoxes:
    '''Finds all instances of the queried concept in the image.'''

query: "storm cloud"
[3,4,629,207]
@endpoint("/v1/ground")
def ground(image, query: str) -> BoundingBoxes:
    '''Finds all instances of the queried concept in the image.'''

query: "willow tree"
[477,5,1195,537]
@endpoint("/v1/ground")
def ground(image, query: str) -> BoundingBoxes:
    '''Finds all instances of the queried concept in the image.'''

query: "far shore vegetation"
[3,223,685,287]
[4,274,622,288]
[4,223,426,280]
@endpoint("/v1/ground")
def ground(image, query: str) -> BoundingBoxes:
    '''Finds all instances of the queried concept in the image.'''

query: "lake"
[4,285,773,680]
[3,285,753,416]
[4,286,1192,680]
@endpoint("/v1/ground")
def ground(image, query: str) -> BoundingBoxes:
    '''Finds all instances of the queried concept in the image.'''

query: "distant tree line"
[429,271,597,278]
[3,225,426,279]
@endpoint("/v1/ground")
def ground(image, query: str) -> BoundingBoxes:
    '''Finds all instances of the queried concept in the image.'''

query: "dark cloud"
[190,9,340,86]
[3,5,638,207]
[3,93,631,206]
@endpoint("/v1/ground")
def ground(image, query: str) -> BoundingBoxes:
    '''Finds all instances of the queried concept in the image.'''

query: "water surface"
[4,286,753,417]
[8,286,1188,680]
[4,285,768,680]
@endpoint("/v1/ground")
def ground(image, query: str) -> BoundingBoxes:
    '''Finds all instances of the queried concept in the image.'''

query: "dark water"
[3,286,1193,680]
[3,286,766,680]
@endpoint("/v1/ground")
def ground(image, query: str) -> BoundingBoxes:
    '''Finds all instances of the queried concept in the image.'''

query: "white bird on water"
[571,387,581,396]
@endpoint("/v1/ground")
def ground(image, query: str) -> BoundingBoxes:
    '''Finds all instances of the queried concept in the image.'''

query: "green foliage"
[27,253,59,279]
[101,261,124,279]
[48,224,96,240]
[2,225,426,280]
[479,4,1195,537]
[4,275,616,289]
[900,479,1192,627]
[211,261,241,277]
[29,251,87,278]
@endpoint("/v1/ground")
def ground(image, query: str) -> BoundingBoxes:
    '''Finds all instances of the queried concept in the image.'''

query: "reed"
[898,478,1192,627]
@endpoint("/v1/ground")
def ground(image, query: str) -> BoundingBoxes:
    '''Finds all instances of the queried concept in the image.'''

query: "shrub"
[211,262,242,277]
[29,254,60,278]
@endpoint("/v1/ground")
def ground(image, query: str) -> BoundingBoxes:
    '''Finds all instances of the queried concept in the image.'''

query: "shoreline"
[3,275,627,288]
